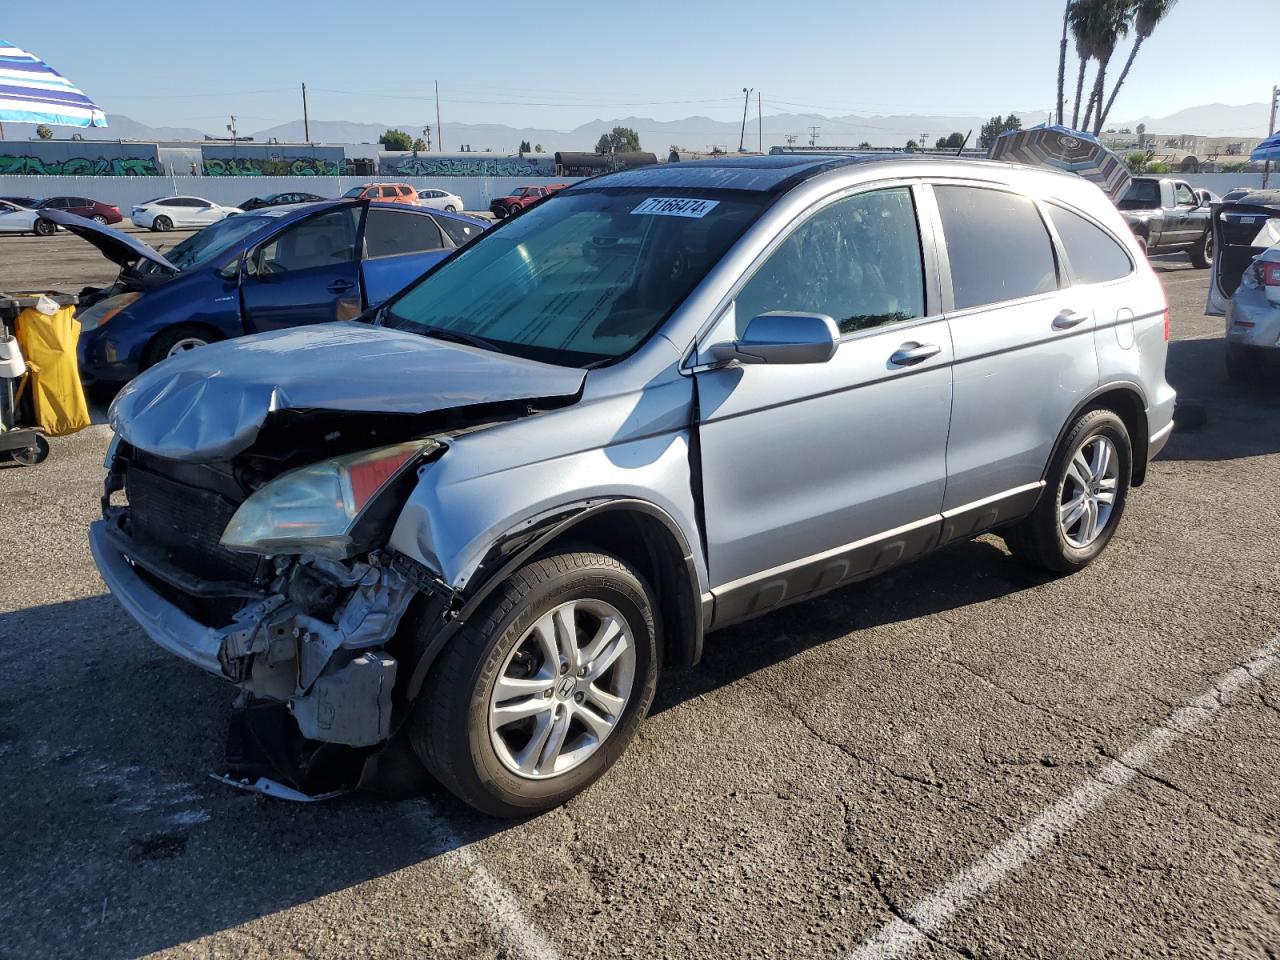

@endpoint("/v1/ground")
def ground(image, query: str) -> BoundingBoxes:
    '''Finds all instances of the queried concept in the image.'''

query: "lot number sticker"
[631,197,720,218]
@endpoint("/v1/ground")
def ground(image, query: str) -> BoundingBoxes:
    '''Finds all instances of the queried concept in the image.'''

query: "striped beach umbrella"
[0,39,106,128]
[1250,132,1280,163]
[989,124,1130,201]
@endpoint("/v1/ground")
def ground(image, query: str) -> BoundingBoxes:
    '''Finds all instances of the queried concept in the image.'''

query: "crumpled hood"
[109,322,586,461]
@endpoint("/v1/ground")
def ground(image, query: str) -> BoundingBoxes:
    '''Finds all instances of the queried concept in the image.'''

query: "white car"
[416,188,465,213]
[0,199,56,236]
[130,196,242,232]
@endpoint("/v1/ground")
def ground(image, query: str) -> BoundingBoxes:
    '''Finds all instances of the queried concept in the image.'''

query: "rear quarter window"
[434,214,480,246]
[1047,205,1132,285]
[933,185,1058,310]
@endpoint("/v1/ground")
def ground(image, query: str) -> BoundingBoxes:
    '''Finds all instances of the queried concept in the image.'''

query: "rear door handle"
[889,342,942,366]
[1053,309,1088,329]
[327,279,356,293]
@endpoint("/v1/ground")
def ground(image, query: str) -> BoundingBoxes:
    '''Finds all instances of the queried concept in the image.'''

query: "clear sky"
[4,0,1272,135]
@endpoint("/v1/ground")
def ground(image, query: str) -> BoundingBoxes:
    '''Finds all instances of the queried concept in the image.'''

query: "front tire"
[1004,408,1132,574]
[33,218,56,237]
[1189,229,1213,269]
[152,215,173,232]
[410,551,659,818]
[141,324,215,370]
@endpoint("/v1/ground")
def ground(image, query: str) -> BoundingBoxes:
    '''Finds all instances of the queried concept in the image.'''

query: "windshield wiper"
[417,324,502,353]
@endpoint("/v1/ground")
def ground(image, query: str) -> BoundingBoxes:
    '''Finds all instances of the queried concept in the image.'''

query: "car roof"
[570,152,1043,195]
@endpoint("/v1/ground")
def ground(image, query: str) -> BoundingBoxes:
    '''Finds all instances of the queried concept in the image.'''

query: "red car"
[489,183,569,218]
[34,195,123,225]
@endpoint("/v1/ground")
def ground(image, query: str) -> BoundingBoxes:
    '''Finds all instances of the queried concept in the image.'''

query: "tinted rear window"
[934,185,1057,310]
[364,208,447,257]
[1047,205,1132,285]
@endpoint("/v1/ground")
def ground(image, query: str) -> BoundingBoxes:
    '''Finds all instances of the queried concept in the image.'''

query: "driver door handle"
[889,342,941,366]
[328,279,356,293]
[1053,309,1088,330]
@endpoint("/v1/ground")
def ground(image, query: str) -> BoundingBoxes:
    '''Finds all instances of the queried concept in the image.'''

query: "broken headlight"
[220,440,438,560]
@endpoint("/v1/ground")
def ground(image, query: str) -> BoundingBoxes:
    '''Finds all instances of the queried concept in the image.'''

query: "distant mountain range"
[6,101,1270,150]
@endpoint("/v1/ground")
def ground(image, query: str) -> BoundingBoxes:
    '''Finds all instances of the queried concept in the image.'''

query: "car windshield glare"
[384,189,766,365]
[161,214,270,271]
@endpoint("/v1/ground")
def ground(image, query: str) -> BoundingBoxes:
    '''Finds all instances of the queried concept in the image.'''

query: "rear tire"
[1189,229,1212,269]
[409,551,659,818]
[444,204,457,213]
[33,218,56,237]
[1004,408,1132,574]
[152,215,173,232]
[92,214,109,224]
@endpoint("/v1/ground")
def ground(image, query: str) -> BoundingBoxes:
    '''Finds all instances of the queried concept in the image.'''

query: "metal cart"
[0,292,80,466]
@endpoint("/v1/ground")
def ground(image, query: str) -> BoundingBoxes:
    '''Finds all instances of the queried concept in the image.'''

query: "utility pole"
[435,80,443,153]
[423,125,432,152]
[301,83,310,142]
[757,90,762,153]
[227,115,238,162]
[785,133,797,148]
[1264,85,1279,190]
[808,125,820,147]
[738,87,753,153]
[921,132,929,151]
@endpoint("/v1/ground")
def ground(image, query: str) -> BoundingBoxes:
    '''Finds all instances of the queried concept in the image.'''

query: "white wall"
[1177,172,1271,194]
[0,175,583,212]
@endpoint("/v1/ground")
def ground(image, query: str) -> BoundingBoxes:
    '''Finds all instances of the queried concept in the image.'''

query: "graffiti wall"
[0,141,161,176]
[201,156,342,176]
[381,154,557,177]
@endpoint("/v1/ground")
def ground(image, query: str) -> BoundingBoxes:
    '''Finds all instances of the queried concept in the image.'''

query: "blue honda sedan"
[51,200,487,392]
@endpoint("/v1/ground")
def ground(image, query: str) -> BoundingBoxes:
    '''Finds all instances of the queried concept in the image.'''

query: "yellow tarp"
[15,303,90,437]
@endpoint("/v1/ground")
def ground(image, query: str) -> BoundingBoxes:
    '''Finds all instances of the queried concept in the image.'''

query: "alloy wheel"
[488,599,636,780]
[1059,434,1119,549]
[166,337,207,358]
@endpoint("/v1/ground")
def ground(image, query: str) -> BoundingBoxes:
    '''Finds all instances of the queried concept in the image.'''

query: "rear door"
[928,181,1098,527]
[239,205,364,332]
[360,207,453,305]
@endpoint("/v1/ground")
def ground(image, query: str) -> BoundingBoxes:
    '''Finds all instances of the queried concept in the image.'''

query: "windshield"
[1118,180,1159,209]
[161,214,272,271]
[384,188,767,366]
[342,186,366,198]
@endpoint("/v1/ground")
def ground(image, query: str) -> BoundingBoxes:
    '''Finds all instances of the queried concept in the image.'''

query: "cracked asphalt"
[1,250,1278,959]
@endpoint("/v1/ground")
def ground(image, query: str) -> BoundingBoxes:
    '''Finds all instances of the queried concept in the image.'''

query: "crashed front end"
[90,436,449,796]
[86,322,587,798]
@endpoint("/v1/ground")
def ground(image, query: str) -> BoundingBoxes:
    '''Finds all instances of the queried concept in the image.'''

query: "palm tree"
[1068,0,1105,128]
[1056,1,1074,125]
[1096,0,1177,132]
[1082,0,1134,134]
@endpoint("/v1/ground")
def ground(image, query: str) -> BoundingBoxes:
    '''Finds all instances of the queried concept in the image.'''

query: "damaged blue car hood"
[109,322,586,461]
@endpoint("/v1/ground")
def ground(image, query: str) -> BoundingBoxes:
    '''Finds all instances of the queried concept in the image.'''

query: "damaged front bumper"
[90,518,432,752]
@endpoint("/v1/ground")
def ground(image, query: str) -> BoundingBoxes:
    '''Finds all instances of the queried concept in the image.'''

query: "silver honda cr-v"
[91,155,1175,816]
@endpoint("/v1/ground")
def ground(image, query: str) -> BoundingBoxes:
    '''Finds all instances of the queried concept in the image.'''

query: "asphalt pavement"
[0,250,1277,960]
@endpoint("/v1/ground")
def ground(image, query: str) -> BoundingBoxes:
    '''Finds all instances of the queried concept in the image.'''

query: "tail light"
[1262,262,1280,287]
[110,205,120,213]
[1162,308,1170,342]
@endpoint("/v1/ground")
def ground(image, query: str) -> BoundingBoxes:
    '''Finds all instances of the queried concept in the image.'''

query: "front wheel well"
[530,508,702,669]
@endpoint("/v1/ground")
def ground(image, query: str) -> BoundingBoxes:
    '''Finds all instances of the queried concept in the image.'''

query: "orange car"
[340,182,420,206]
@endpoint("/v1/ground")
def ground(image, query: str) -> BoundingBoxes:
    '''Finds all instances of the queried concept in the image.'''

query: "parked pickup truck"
[489,183,568,218]
[1117,176,1213,267]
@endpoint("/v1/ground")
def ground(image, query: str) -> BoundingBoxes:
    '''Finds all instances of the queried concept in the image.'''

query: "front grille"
[125,467,260,585]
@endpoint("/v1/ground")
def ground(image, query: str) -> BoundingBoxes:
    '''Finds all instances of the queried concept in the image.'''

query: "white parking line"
[407,799,562,960]
[848,633,1280,960]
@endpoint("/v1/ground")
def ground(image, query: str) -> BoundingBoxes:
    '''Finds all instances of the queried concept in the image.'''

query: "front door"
[928,182,1099,528]
[240,205,363,332]
[695,185,952,626]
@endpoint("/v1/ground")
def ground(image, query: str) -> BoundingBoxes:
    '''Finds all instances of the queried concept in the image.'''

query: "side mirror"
[712,311,839,365]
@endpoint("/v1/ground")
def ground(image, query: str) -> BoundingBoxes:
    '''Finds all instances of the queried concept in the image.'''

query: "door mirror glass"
[712,312,839,365]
